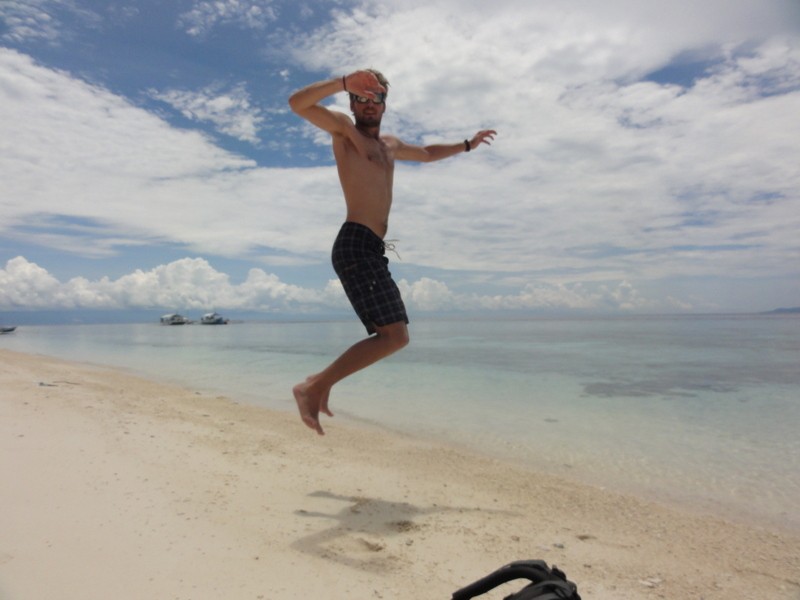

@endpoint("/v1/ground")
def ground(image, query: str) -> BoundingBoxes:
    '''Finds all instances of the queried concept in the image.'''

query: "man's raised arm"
[288,71,387,134]
[288,77,349,134]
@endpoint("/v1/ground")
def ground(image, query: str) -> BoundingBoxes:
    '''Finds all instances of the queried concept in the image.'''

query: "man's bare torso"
[332,131,396,239]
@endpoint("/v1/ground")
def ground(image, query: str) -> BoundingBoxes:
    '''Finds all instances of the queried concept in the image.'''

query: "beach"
[1,349,798,599]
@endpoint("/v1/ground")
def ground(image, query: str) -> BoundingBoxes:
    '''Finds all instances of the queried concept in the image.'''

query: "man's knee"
[394,324,410,350]
[376,322,409,350]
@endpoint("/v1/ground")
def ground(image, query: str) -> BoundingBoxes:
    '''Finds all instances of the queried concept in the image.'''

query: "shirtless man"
[289,69,496,435]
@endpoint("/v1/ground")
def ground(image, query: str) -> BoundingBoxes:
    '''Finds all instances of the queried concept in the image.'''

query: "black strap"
[451,560,580,600]
[508,580,580,600]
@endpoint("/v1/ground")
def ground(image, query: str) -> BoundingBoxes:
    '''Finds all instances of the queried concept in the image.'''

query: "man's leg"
[293,321,409,435]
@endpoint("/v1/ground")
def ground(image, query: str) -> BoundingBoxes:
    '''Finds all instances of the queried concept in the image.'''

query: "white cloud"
[0,256,328,311]
[0,49,344,262]
[0,256,61,307]
[2,1,800,313]
[178,0,279,37]
[0,0,101,44]
[283,3,800,284]
[1,256,678,313]
[1,1,61,44]
[150,83,265,144]
[399,277,455,311]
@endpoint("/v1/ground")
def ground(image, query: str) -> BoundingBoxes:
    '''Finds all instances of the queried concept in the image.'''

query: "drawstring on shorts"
[383,239,401,260]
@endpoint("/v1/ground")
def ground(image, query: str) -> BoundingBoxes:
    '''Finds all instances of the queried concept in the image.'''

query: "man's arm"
[288,77,350,134]
[288,71,387,134]
[393,129,497,163]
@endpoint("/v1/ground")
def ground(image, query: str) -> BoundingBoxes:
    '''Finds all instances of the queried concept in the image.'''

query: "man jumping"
[289,69,496,435]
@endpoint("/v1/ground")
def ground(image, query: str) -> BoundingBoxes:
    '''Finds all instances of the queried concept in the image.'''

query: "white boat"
[200,312,228,325]
[160,313,189,325]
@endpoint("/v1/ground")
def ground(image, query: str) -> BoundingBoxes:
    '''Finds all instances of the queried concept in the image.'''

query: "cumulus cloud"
[0,256,329,311]
[1,256,674,313]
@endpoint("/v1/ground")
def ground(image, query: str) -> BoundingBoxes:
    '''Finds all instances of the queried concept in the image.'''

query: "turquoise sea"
[3,315,798,532]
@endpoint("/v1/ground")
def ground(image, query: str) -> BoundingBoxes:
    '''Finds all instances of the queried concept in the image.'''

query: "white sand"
[1,349,798,599]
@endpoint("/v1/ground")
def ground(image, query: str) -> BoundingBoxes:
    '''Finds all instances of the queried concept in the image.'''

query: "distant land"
[762,307,800,314]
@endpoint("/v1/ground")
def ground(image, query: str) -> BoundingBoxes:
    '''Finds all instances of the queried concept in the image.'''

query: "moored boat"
[200,312,228,325]
[160,313,189,325]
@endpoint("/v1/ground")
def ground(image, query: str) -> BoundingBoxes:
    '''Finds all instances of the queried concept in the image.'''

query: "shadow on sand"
[291,490,515,572]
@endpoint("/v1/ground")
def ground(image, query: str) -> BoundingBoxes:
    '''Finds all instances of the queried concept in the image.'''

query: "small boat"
[200,312,228,325]
[160,313,189,325]
[1,326,16,334]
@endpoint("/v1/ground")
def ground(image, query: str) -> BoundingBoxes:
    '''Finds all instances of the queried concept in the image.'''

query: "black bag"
[451,560,581,600]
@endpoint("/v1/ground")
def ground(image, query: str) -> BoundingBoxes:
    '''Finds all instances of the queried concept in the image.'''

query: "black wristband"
[342,75,347,92]
[464,139,471,152]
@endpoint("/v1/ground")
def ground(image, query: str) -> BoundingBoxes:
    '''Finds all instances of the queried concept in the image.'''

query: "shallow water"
[4,314,798,531]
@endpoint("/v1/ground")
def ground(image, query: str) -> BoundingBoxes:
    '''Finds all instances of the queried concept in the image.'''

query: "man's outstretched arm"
[393,129,497,163]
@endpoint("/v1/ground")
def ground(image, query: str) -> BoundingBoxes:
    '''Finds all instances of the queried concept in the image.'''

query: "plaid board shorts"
[332,222,409,335]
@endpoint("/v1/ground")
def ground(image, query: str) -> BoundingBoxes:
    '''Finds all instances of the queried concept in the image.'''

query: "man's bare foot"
[293,382,325,435]
[306,374,334,417]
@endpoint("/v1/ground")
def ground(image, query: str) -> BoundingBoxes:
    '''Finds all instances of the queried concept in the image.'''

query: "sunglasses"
[350,93,386,105]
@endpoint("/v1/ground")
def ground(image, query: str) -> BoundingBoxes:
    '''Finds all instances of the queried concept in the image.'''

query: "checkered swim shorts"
[332,222,409,335]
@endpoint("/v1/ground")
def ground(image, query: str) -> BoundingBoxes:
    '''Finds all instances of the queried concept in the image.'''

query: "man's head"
[350,68,389,128]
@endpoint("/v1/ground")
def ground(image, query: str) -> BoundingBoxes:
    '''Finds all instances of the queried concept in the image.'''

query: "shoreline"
[2,349,799,599]
[5,319,798,537]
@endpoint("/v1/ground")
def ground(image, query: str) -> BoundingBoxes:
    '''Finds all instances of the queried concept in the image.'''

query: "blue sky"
[1,0,799,320]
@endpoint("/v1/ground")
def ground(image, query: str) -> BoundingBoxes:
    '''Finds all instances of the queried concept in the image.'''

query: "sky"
[1,0,799,321]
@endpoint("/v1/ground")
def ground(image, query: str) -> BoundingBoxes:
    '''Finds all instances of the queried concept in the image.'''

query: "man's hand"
[468,129,498,150]
[344,70,386,100]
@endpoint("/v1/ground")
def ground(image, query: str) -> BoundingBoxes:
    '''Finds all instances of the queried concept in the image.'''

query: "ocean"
[3,314,798,532]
